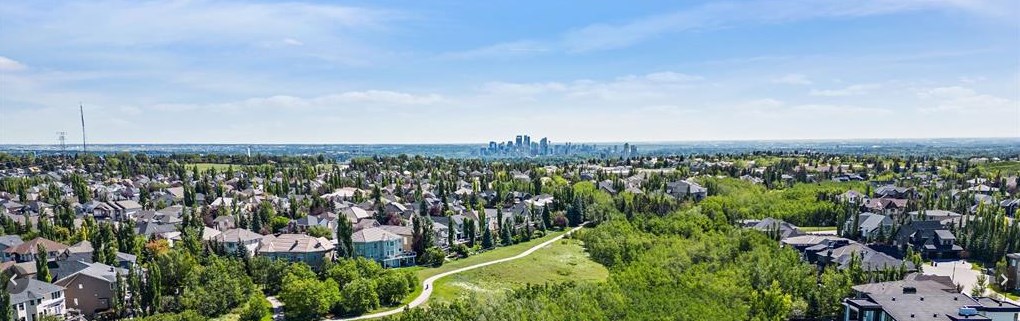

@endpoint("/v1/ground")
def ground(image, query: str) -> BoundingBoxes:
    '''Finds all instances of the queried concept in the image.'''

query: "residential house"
[743,218,804,240]
[844,213,893,241]
[816,242,911,272]
[1001,199,1019,217]
[0,235,24,262]
[213,228,262,257]
[340,206,372,225]
[8,278,65,321]
[353,227,414,268]
[839,190,866,204]
[212,216,236,231]
[666,180,707,201]
[4,238,68,263]
[377,225,414,252]
[894,221,962,259]
[258,234,335,268]
[873,185,918,199]
[844,280,1018,321]
[862,198,909,217]
[293,214,337,237]
[1006,253,1020,291]
[52,261,125,317]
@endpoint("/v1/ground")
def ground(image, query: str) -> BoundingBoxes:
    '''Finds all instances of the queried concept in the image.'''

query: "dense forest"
[383,205,876,321]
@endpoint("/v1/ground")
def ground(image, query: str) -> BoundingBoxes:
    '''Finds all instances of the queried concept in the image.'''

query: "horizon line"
[0,136,1017,147]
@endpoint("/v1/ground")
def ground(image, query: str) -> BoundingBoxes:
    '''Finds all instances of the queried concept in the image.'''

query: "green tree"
[279,266,339,321]
[338,278,379,315]
[0,271,12,321]
[541,205,551,231]
[750,281,793,321]
[972,274,988,297]
[35,244,51,282]
[481,223,494,249]
[446,219,455,248]
[239,295,272,321]
[306,225,332,239]
[336,218,354,259]
[375,272,411,306]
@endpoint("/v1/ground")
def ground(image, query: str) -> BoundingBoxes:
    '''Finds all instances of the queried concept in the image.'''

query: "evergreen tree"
[336,217,354,259]
[481,222,494,249]
[541,206,551,231]
[500,220,513,246]
[0,271,10,321]
[447,218,455,247]
[496,208,504,243]
[465,218,476,247]
[35,244,51,282]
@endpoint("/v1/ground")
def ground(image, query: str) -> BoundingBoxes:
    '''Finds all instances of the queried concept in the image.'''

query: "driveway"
[924,259,1019,305]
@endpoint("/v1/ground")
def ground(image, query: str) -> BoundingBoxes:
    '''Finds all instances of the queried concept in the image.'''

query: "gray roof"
[866,292,982,321]
[378,225,412,237]
[352,227,401,243]
[9,278,63,305]
[214,228,262,243]
[857,213,891,233]
[934,229,955,240]
[0,235,23,247]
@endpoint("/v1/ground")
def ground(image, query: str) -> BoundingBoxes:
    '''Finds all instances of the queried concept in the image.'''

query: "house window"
[79,284,83,289]
[73,298,78,306]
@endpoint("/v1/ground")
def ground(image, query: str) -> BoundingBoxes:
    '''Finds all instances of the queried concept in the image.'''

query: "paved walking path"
[330,224,587,321]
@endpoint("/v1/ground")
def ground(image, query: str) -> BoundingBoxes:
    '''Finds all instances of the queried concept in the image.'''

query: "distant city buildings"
[479,134,637,158]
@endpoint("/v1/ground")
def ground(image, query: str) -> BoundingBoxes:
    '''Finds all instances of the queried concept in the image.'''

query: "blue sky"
[0,0,1017,144]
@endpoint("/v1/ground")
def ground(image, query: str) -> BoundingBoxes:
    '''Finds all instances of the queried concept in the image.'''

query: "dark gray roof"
[866,293,985,321]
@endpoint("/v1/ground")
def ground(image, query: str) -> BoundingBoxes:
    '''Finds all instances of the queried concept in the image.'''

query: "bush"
[135,310,206,321]
[239,295,271,321]
[306,225,333,239]
[420,247,446,267]
[453,243,470,258]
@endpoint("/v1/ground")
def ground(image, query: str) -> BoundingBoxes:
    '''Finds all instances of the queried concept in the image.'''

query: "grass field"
[416,230,567,280]
[799,226,837,232]
[359,230,570,314]
[979,161,1020,175]
[429,238,608,304]
[188,163,237,171]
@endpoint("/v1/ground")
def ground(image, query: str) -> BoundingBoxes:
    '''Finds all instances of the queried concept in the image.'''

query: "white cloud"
[282,38,305,46]
[559,0,1011,52]
[810,84,881,96]
[772,74,812,85]
[152,90,444,113]
[479,71,704,104]
[916,86,1015,112]
[441,41,549,60]
[0,56,26,71]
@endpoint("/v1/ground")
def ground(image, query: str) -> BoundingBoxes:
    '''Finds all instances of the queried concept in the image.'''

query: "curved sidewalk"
[332,224,587,321]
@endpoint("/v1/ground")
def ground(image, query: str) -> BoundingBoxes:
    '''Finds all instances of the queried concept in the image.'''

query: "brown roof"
[4,237,68,255]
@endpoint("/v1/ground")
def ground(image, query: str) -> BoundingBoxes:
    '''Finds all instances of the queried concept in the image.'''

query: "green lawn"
[188,163,237,171]
[799,226,837,232]
[978,161,1020,175]
[429,238,609,304]
[417,230,567,280]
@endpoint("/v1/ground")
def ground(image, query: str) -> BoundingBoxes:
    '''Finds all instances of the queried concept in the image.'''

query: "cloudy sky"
[1,0,1018,144]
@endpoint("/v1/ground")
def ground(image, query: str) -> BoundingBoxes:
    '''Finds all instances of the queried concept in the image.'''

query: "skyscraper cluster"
[479,134,636,158]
